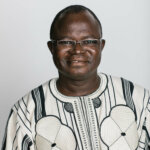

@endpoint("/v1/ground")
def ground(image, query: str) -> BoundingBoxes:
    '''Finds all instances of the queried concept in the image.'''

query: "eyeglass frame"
[50,38,102,49]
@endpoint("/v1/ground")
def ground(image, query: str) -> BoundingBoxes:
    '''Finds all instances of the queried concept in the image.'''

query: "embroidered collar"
[49,73,108,103]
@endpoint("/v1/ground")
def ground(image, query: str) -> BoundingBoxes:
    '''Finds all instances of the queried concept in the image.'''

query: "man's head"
[50,5,103,40]
[47,5,105,80]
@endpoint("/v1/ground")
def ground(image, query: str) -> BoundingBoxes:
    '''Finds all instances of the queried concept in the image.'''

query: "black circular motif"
[121,132,126,136]
[93,98,101,108]
[64,102,74,113]
[51,143,56,147]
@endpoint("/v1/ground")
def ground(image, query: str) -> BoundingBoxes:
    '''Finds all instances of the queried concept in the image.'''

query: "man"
[2,5,150,150]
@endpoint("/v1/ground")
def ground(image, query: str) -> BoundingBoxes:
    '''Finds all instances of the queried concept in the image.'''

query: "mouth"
[72,60,79,63]
[66,60,90,67]
[66,56,91,65]
[71,60,88,63]
[68,60,90,63]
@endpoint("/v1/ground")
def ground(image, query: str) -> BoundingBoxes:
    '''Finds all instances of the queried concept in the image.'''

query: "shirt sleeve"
[1,108,35,150]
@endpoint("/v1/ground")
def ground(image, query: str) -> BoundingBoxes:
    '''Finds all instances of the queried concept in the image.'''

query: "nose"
[71,42,84,54]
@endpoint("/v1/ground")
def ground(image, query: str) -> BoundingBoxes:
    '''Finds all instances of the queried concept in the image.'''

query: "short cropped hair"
[50,5,103,39]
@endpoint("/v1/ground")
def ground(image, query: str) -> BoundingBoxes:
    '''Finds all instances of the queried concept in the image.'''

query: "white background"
[0,0,150,145]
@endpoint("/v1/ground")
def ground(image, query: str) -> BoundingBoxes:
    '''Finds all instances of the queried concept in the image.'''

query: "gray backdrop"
[0,0,150,145]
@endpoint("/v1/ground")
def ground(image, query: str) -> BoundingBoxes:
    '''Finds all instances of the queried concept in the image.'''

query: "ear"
[101,39,105,51]
[47,41,54,54]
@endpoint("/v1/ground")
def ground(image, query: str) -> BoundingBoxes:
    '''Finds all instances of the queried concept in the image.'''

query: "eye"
[57,40,74,45]
[82,40,99,45]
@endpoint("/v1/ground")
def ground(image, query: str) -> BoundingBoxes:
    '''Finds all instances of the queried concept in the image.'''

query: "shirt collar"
[49,73,108,103]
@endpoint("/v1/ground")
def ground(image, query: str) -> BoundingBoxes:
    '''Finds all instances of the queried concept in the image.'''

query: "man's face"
[49,11,105,80]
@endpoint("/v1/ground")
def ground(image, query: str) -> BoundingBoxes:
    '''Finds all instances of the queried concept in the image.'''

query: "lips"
[66,60,90,67]
[71,60,88,63]
[67,60,90,66]
[67,56,90,63]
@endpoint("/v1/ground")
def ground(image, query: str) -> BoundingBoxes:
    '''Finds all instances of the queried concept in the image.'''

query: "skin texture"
[48,11,105,96]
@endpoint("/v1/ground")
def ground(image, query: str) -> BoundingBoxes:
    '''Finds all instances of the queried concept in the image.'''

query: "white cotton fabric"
[1,73,150,150]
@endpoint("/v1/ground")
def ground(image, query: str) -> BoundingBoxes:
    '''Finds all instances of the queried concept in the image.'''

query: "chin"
[58,63,98,80]
[65,69,96,80]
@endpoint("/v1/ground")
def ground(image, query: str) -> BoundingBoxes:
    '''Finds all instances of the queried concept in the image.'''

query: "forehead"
[54,11,101,39]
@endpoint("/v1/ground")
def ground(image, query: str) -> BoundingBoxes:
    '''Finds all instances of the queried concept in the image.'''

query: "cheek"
[93,55,101,69]
[88,50,101,66]
[53,51,68,68]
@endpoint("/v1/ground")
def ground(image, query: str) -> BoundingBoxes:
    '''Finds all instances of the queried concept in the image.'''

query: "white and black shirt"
[1,73,150,150]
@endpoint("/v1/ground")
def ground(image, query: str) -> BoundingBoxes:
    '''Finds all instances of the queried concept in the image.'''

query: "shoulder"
[100,73,149,103]
[11,78,56,124]
[102,73,148,92]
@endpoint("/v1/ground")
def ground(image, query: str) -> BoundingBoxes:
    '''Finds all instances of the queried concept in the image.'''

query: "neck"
[56,73,100,96]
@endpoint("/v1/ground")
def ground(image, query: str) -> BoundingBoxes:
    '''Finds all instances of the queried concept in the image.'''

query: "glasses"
[51,39,101,49]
